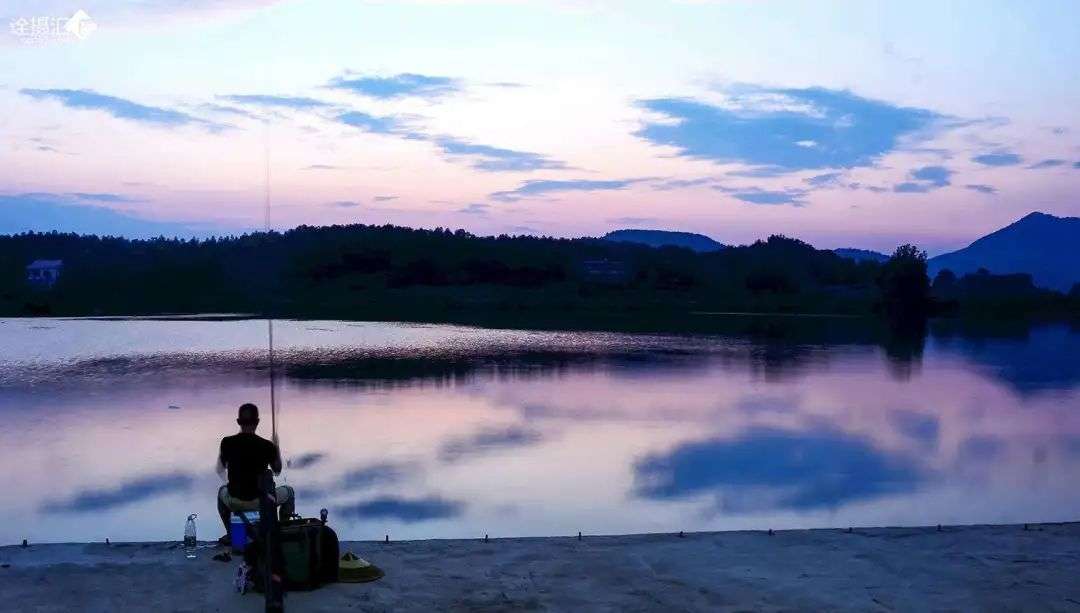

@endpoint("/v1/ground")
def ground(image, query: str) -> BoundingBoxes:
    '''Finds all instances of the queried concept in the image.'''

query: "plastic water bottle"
[184,513,198,559]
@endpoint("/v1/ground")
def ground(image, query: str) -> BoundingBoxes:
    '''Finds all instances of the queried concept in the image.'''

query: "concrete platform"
[2,523,1080,612]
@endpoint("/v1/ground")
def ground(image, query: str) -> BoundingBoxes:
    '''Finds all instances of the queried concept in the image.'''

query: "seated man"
[216,403,295,542]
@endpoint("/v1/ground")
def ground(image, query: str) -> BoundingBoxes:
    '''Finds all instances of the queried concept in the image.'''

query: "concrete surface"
[2,523,1080,612]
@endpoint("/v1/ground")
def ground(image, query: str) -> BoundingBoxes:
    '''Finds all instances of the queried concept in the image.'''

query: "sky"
[1,0,1079,254]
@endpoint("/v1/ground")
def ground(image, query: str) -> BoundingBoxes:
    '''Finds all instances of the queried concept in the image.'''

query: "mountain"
[833,248,889,263]
[603,229,725,252]
[929,212,1080,292]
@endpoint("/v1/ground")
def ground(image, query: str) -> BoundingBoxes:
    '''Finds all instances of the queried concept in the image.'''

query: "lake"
[1,316,1078,545]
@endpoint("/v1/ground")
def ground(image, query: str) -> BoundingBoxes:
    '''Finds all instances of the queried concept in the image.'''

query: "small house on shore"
[26,259,63,288]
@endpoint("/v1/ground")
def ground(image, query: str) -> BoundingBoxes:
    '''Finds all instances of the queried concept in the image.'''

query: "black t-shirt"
[220,433,279,500]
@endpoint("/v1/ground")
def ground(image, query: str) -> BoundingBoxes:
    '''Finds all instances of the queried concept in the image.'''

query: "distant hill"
[833,248,889,263]
[603,229,724,252]
[929,212,1080,292]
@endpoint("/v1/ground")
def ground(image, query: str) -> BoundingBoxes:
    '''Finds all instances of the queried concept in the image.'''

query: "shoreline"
[4,522,1079,611]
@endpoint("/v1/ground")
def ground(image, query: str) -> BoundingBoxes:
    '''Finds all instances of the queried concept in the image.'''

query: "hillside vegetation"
[1,224,1074,322]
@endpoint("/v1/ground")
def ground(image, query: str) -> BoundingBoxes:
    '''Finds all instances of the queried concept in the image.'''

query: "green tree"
[878,244,931,320]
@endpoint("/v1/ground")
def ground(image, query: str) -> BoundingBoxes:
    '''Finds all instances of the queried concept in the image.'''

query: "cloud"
[964,184,997,195]
[219,94,332,109]
[608,216,660,225]
[490,178,646,202]
[432,137,566,172]
[972,152,1022,166]
[650,177,720,191]
[199,103,259,119]
[27,136,70,155]
[635,86,941,172]
[732,189,805,205]
[67,192,140,203]
[373,195,398,202]
[329,200,361,208]
[893,182,930,193]
[337,111,406,135]
[893,165,951,193]
[336,112,564,173]
[336,496,463,522]
[329,73,460,99]
[41,471,193,513]
[910,165,951,186]
[804,172,843,188]
[439,425,544,462]
[21,88,223,130]
[458,203,489,215]
[713,185,807,205]
[725,166,792,178]
[0,193,210,237]
[634,427,924,512]
[1026,159,1066,169]
[303,164,340,170]
[1074,161,1080,169]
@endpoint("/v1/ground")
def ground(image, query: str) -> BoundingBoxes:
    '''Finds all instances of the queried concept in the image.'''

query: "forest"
[1,224,1075,323]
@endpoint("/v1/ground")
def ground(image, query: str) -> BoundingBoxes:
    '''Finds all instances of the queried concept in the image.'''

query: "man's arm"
[216,439,227,481]
[270,437,283,475]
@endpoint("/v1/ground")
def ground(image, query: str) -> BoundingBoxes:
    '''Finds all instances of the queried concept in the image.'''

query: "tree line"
[1,224,1075,322]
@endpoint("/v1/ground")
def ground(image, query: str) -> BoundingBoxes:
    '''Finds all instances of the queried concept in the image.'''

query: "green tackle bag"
[278,518,340,591]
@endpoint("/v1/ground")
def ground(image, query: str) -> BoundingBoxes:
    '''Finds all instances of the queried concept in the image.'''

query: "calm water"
[1,317,1078,544]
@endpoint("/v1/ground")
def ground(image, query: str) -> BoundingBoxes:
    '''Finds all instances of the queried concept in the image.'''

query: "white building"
[26,260,63,288]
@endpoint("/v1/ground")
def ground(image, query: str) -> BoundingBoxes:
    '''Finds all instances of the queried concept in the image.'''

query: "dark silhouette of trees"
[932,269,956,293]
[0,226,1073,321]
[931,267,1069,317]
[878,244,931,321]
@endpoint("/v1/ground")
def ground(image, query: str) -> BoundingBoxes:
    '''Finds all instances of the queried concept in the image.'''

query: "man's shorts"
[218,484,294,512]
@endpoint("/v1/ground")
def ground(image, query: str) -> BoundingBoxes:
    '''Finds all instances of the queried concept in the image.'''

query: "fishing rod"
[262,119,287,613]
[264,121,278,448]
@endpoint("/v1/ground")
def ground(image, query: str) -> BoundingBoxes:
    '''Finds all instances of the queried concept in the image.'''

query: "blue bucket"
[230,511,259,552]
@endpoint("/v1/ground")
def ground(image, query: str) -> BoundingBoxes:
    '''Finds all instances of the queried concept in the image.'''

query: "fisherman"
[216,403,295,542]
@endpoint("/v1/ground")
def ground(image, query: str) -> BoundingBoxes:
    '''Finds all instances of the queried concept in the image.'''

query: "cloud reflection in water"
[336,496,464,523]
[439,425,544,463]
[634,428,925,512]
[41,471,194,513]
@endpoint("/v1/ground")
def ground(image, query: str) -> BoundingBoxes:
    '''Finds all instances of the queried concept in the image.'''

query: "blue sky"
[1,0,1078,252]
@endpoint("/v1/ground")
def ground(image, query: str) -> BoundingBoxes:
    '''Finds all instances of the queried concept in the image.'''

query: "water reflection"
[931,321,1080,394]
[2,317,1077,394]
[41,471,195,514]
[287,452,326,470]
[888,410,940,447]
[439,426,545,463]
[341,461,418,489]
[881,319,927,381]
[336,496,465,523]
[634,428,925,512]
[1,317,1078,543]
